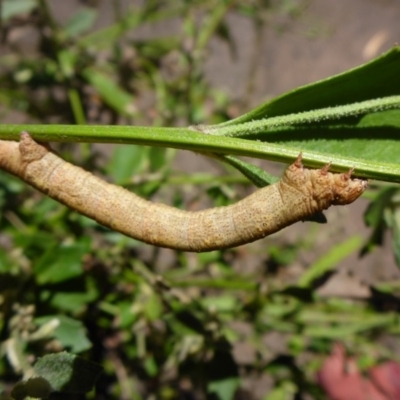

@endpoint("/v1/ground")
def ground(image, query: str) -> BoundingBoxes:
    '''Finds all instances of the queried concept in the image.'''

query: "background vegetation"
[1,1,400,399]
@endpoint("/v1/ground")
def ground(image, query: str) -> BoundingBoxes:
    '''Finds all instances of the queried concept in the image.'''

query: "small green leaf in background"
[200,295,238,313]
[34,352,102,392]
[33,238,91,285]
[263,381,297,400]
[361,186,400,258]
[48,278,99,314]
[208,377,240,400]
[35,315,92,353]
[364,187,399,227]
[212,154,280,188]
[0,248,15,273]
[11,352,102,399]
[64,7,97,38]
[2,0,36,21]
[106,145,148,184]
[57,49,77,79]
[14,231,58,255]
[143,355,159,377]
[143,292,163,321]
[302,313,395,338]
[116,301,140,328]
[390,207,400,266]
[149,147,169,173]
[82,68,137,117]
[297,236,363,288]
[27,196,63,226]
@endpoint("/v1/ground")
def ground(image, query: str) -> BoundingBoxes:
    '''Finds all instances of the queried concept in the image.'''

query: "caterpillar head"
[328,169,368,205]
[283,154,368,210]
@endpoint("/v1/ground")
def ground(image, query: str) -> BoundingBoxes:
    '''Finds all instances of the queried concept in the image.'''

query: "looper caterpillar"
[0,132,367,252]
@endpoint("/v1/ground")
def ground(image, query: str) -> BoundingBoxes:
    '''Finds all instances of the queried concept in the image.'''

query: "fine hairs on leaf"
[0,132,367,252]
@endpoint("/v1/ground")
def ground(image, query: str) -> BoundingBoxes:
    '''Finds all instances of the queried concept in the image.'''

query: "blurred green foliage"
[0,1,400,399]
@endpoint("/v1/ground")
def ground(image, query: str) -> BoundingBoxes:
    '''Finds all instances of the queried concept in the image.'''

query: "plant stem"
[0,124,400,182]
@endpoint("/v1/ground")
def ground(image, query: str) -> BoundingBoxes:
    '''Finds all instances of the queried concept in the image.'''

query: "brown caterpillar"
[0,132,367,252]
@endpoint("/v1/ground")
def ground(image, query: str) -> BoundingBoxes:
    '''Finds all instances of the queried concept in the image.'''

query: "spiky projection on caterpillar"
[0,132,367,252]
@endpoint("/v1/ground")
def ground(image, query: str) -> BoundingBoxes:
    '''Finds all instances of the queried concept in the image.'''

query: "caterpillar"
[0,132,367,252]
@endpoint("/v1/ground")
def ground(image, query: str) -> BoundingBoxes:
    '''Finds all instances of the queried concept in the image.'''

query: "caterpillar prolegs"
[0,132,367,252]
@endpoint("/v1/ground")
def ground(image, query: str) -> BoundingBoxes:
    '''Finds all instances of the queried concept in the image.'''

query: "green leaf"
[115,301,139,328]
[361,186,399,257]
[207,97,400,178]
[208,377,240,400]
[303,313,395,338]
[261,296,299,319]
[263,381,297,400]
[149,147,169,172]
[0,171,25,194]
[391,207,400,265]
[134,37,181,60]
[49,285,99,314]
[364,186,398,227]
[200,296,238,313]
[35,315,92,353]
[297,236,363,287]
[33,238,91,284]
[220,47,400,125]
[106,144,148,184]
[0,249,14,273]
[82,68,136,117]
[57,50,77,79]
[211,97,400,137]
[209,154,279,187]
[77,8,145,48]
[143,355,159,377]
[14,231,58,253]
[359,109,400,128]
[64,7,97,38]
[68,88,87,124]
[200,49,400,183]
[2,0,36,21]
[11,353,101,399]
[143,293,163,321]
[33,352,102,392]
[28,196,62,224]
